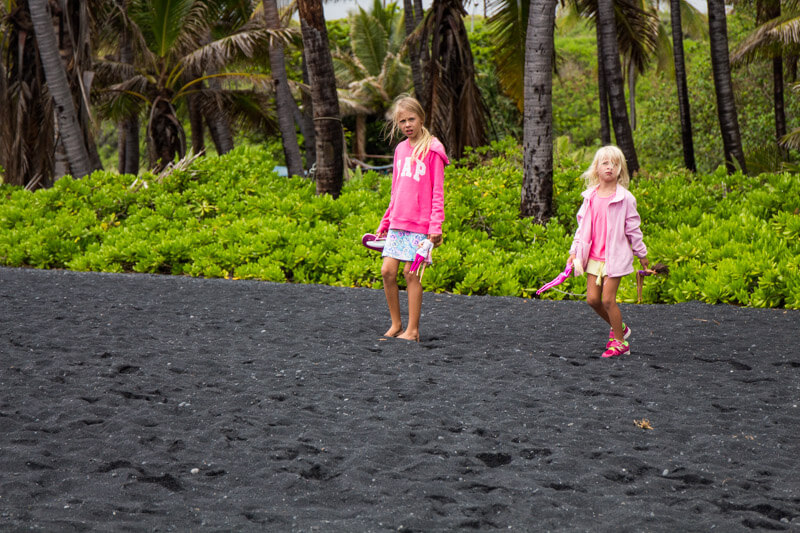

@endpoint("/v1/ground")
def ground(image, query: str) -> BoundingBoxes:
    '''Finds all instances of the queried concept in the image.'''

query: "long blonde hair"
[387,95,433,161]
[582,145,630,189]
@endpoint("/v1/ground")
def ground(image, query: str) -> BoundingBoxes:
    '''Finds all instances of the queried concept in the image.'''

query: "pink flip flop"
[361,233,386,251]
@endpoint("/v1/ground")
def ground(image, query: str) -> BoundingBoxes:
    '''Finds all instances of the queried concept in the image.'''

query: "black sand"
[1,267,799,531]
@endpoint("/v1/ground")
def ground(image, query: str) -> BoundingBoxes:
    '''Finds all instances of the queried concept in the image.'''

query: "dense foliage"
[548,11,800,173]
[2,144,798,308]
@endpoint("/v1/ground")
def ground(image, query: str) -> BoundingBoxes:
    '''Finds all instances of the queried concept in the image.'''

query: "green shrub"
[1,143,798,309]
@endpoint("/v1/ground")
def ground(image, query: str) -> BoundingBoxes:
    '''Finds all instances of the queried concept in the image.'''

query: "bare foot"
[397,330,420,342]
[384,325,403,338]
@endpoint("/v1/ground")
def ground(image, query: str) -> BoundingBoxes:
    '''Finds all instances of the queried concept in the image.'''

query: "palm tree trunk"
[403,0,425,107]
[117,0,140,175]
[29,0,92,179]
[627,59,636,131]
[299,53,317,170]
[186,77,206,155]
[773,56,787,158]
[520,0,556,223]
[206,74,234,155]
[760,0,786,158]
[707,0,746,174]
[297,0,344,197]
[596,0,639,173]
[263,0,305,177]
[670,0,695,171]
[596,24,611,146]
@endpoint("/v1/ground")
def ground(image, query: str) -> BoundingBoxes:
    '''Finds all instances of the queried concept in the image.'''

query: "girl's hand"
[376,230,387,238]
[640,257,649,270]
[428,234,443,247]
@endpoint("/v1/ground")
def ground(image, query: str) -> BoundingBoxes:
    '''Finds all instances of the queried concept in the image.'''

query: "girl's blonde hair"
[582,145,630,189]
[387,94,433,161]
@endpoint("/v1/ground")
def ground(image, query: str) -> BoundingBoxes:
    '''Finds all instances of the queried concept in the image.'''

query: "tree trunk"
[117,0,140,175]
[627,59,636,131]
[29,0,92,179]
[520,0,555,223]
[206,73,235,155]
[670,0,696,172]
[596,23,611,145]
[355,114,366,161]
[186,79,206,155]
[147,97,186,171]
[297,0,344,197]
[596,0,639,173]
[773,56,787,158]
[300,52,316,170]
[263,0,305,177]
[707,0,746,174]
[760,0,786,158]
[403,0,425,107]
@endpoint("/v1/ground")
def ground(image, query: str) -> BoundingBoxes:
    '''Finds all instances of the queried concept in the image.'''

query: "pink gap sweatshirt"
[378,137,449,235]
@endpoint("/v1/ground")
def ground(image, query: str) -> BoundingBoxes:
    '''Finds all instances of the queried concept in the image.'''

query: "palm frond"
[379,53,413,101]
[352,8,389,76]
[731,16,785,66]
[486,0,527,111]
[337,88,376,116]
[679,0,707,40]
[183,27,293,72]
[195,87,279,134]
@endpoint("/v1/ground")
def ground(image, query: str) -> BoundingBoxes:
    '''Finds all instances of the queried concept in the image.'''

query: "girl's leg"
[586,274,611,325]
[601,276,625,341]
[381,257,403,337]
[398,265,422,341]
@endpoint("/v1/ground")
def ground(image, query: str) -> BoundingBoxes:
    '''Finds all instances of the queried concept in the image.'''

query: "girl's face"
[396,108,422,143]
[597,157,620,183]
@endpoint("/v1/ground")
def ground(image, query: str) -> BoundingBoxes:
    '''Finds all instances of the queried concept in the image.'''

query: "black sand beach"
[1,267,799,531]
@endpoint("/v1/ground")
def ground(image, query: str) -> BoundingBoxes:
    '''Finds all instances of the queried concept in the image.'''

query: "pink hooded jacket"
[569,184,647,277]
[378,137,449,235]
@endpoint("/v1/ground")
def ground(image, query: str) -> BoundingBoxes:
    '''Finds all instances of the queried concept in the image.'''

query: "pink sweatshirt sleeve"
[427,153,446,234]
[625,196,647,258]
[377,151,399,233]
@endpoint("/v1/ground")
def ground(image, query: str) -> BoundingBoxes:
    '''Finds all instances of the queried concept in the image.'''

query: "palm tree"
[402,0,426,105]
[596,0,639,172]
[420,0,487,159]
[94,0,283,171]
[670,0,696,171]
[1,0,56,188]
[297,0,345,197]
[116,0,141,175]
[521,0,557,223]
[29,0,93,179]
[707,0,746,174]
[262,0,304,177]
[333,0,411,159]
[731,0,787,159]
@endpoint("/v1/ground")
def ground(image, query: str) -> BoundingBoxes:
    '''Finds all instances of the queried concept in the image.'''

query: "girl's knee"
[586,295,602,309]
[381,264,398,281]
[601,297,618,311]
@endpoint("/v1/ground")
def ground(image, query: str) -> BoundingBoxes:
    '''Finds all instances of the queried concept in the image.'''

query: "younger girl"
[376,95,449,342]
[568,145,648,358]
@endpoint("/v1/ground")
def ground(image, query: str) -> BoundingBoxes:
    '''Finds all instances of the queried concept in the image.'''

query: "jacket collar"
[582,184,625,203]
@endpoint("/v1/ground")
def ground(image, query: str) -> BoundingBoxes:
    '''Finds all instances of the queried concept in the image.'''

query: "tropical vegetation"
[0,143,797,308]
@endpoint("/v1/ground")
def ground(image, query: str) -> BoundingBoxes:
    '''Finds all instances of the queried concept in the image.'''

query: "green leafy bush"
[1,144,798,309]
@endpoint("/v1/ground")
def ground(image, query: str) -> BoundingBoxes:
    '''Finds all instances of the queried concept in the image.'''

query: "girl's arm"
[377,152,400,235]
[427,152,446,237]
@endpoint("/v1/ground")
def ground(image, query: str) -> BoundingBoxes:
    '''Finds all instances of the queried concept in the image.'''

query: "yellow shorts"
[586,259,607,286]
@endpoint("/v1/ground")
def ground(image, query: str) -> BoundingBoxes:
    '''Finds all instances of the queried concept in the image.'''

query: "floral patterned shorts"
[382,229,432,264]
